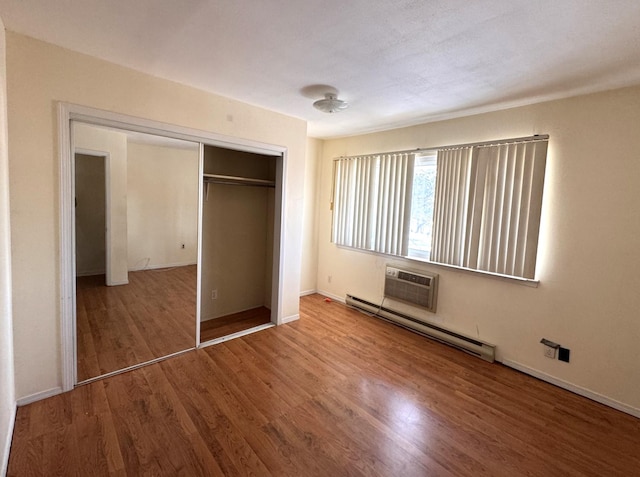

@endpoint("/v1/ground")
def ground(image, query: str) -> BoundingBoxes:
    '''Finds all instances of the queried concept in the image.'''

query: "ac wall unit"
[384,266,438,312]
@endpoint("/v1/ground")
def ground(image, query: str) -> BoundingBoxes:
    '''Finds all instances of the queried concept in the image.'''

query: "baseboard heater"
[346,294,496,363]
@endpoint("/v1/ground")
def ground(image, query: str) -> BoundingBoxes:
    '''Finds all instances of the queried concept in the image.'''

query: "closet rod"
[203,173,275,188]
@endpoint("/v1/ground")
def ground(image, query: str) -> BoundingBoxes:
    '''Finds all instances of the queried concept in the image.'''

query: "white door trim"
[58,102,287,391]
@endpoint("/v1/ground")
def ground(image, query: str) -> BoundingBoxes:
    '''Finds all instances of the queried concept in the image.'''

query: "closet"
[60,105,286,389]
[199,145,277,342]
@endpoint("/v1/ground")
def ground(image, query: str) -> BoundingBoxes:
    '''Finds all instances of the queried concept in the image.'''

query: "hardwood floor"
[76,265,197,382]
[10,294,640,476]
[200,306,272,342]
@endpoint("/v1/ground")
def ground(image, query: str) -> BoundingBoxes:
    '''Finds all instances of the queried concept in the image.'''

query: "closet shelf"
[203,173,275,188]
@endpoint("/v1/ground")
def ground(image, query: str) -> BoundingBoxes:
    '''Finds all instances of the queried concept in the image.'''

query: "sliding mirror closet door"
[199,145,276,342]
[73,122,199,382]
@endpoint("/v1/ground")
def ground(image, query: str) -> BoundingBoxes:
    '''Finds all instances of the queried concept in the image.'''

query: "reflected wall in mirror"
[73,122,199,382]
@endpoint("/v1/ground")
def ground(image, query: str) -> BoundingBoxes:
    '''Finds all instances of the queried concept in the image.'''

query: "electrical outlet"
[181,243,185,249]
[328,275,332,283]
[211,289,218,300]
[558,347,570,362]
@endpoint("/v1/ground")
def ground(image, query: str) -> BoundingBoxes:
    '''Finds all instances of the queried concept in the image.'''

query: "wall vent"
[384,266,438,312]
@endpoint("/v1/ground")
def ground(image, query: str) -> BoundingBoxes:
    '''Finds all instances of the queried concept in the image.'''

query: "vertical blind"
[432,138,547,279]
[332,153,414,256]
[431,147,473,266]
[331,136,548,280]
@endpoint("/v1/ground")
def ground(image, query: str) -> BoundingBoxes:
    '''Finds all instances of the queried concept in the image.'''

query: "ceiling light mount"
[313,93,348,113]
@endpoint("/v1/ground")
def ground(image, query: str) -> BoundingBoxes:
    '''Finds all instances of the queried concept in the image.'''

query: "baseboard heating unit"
[346,294,496,362]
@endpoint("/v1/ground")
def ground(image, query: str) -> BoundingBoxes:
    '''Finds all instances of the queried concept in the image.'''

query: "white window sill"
[335,244,540,287]
[406,255,540,288]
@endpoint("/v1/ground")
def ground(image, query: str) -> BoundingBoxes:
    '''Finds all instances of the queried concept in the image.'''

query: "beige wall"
[300,137,322,294]
[316,85,640,413]
[74,123,129,285]
[200,185,272,320]
[6,32,307,400]
[0,15,16,475]
[75,130,200,275]
[127,142,199,270]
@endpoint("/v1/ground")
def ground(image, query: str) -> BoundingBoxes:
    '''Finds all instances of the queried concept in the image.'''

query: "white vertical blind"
[332,153,414,256]
[466,140,547,278]
[431,147,473,266]
[432,139,547,279]
[331,136,547,280]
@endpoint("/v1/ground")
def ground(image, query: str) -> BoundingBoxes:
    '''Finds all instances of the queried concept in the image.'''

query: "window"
[407,153,437,260]
[331,153,414,256]
[331,136,548,280]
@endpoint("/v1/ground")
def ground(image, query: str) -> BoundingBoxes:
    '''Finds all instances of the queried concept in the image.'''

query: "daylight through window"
[407,153,437,260]
[331,135,548,280]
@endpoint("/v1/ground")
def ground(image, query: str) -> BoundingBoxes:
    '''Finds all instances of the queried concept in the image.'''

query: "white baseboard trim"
[299,289,317,297]
[129,261,198,272]
[315,289,346,303]
[1,403,16,477]
[281,314,300,324]
[502,359,640,419]
[16,387,63,407]
[79,262,199,277]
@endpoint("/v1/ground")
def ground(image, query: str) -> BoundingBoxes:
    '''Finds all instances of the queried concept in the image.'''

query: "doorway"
[74,153,106,281]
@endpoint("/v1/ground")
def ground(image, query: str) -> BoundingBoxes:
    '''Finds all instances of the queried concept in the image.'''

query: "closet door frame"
[58,102,287,392]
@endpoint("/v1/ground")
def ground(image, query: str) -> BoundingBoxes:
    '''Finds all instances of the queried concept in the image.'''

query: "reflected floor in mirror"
[200,306,272,343]
[76,265,197,382]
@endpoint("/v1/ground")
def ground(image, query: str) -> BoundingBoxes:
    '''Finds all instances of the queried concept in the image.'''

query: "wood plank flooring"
[200,306,272,342]
[76,265,197,382]
[10,294,640,476]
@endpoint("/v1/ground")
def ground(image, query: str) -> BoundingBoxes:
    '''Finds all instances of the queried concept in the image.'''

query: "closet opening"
[199,145,278,343]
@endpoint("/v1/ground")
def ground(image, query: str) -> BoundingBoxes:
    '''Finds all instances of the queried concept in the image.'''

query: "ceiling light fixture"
[313,93,348,113]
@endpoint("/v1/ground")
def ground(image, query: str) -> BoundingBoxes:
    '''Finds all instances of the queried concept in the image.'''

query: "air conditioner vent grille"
[397,271,431,286]
[384,266,438,313]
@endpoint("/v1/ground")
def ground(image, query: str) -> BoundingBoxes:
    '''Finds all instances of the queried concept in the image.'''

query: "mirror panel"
[73,122,199,382]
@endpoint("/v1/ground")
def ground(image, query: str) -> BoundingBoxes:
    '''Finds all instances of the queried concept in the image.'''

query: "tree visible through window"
[407,153,437,260]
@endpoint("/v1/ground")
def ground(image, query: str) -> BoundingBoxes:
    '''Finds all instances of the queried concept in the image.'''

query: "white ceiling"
[2,0,640,138]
